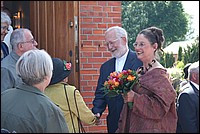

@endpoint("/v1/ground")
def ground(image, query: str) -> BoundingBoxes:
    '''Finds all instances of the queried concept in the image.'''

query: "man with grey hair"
[1,11,11,60]
[1,28,38,92]
[92,26,142,133]
[1,49,69,133]
[176,61,199,133]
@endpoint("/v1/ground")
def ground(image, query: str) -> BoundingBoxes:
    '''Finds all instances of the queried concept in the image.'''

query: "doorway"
[3,1,80,89]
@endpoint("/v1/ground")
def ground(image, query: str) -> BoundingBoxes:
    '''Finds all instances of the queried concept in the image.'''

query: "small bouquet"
[101,69,139,109]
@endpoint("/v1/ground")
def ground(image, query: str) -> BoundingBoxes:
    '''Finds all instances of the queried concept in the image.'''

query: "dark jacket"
[176,82,199,133]
[1,42,9,60]
[92,49,142,133]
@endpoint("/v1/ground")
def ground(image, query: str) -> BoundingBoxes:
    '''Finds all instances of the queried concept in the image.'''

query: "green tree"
[122,1,189,48]
[177,46,183,61]
[162,52,175,68]
[183,37,199,64]
[159,51,165,66]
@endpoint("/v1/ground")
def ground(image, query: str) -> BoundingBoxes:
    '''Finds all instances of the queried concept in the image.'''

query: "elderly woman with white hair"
[1,49,69,133]
[1,11,11,60]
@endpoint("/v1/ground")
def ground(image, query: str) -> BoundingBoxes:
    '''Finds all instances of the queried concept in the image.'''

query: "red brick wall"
[79,1,122,133]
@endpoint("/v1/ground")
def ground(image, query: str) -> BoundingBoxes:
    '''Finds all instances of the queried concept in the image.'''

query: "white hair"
[16,49,53,85]
[1,11,11,25]
[105,26,128,40]
[10,28,32,50]
[188,61,199,79]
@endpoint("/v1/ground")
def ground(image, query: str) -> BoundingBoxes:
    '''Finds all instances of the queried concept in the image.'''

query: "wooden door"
[29,1,80,89]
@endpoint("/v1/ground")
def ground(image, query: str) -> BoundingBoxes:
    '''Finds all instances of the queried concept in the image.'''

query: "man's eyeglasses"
[1,26,9,31]
[19,39,36,44]
[105,38,120,46]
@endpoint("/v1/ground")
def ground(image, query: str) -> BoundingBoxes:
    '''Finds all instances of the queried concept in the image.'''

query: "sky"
[182,1,199,38]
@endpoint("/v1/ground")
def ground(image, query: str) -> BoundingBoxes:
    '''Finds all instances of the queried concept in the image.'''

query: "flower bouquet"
[101,69,139,109]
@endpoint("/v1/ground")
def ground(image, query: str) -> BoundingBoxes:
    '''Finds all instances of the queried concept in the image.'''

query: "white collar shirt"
[115,49,129,72]
[190,81,199,90]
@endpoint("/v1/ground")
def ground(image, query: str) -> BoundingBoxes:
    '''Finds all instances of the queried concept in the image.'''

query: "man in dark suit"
[176,61,199,133]
[92,26,142,133]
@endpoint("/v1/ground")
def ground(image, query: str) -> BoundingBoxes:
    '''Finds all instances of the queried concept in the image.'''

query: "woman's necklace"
[137,59,156,75]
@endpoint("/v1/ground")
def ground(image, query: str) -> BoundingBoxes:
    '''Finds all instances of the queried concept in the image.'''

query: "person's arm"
[1,67,15,92]
[71,89,97,124]
[177,93,198,132]
[92,67,107,116]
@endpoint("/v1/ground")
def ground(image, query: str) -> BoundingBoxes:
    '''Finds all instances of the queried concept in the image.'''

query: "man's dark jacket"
[92,49,142,133]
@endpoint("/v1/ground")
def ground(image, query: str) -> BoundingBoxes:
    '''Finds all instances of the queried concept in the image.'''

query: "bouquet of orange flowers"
[101,69,139,109]
[101,69,139,108]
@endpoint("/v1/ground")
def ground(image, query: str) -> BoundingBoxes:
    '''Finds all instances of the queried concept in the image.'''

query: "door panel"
[30,1,79,89]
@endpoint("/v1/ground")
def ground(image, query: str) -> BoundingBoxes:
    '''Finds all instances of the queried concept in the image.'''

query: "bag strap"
[73,88,86,133]
[64,84,86,133]
[64,84,76,133]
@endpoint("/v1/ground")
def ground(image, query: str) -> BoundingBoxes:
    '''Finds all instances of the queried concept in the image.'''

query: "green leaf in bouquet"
[125,81,132,87]
[107,90,119,97]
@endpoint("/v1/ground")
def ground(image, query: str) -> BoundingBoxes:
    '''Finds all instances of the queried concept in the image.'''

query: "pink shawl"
[116,68,178,133]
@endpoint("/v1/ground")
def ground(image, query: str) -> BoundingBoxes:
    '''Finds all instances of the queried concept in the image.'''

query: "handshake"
[94,113,101,125]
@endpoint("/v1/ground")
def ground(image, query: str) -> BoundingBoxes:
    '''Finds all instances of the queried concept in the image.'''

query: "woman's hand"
[127,90,134,102]
[122,93,128,103]
[122,90,134,103]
